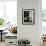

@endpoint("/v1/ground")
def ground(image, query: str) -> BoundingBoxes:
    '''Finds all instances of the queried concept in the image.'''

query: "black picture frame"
[22,9,35,25]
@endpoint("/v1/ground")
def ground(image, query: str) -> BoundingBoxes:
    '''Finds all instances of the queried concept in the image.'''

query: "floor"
[0,41,46,46]
[0,41,5,46]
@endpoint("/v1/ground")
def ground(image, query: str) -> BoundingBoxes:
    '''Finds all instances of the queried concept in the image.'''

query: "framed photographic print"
[22,9,35,25]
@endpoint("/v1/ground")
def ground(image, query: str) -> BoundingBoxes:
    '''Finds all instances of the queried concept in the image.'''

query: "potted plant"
[0,18,5,27]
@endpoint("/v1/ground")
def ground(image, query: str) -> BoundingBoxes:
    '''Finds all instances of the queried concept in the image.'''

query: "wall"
[17,0,42,46]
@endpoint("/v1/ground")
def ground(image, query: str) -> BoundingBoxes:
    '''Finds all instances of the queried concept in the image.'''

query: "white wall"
[17,0,42,46]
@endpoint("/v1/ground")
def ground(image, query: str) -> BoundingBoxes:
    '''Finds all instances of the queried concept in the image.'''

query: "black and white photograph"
[22,9,35,25]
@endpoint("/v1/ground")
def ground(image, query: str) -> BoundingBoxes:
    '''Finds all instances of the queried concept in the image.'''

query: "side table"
[0,30,3,42]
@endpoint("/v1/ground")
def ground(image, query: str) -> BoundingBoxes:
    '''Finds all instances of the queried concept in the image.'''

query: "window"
[0,1,4,18]
[42,0,46,26]
[42,0,46,33]
[5,1,17,25]
[0,0,17,27]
